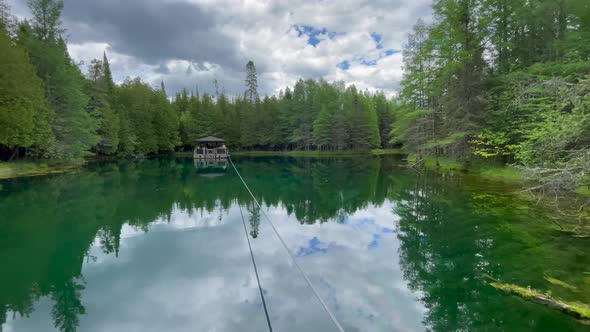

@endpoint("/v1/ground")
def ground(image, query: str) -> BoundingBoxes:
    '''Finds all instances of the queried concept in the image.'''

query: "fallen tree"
[490,282,590,324]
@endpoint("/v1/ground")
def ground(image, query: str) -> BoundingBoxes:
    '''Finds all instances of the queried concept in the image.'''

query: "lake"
[1,156,589,331]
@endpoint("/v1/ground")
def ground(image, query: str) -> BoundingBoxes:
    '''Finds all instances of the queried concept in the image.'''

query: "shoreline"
[223,148,407,157]
[1,152,587,200]
[0,160,86,180]
[173,148,406,158]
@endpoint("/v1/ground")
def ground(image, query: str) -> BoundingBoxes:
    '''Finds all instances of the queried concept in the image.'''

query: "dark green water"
[1,156,589,331]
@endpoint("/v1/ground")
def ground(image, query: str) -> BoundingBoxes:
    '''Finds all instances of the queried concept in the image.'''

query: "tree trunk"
[8,148,18,161]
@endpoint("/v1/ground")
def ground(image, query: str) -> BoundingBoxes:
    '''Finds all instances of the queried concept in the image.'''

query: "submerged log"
[490,282,590,324]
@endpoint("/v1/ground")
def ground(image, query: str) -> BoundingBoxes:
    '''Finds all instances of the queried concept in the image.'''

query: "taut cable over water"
[237,203,273,332]
[228,156,345,332]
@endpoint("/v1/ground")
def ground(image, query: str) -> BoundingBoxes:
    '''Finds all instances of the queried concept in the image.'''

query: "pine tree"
[364,93,381,149]
[375,93,393,148]
[27,0,64,42]
[86,59,119,154]
[244,60,259,104]
[434,0,487,160]
[151,88,179,152]
[313,105,332,150]
[115,78,156,154]
[331,109,349,150]
[102,51,115,103]
[172,88,191,146]
[401,19,434,110]
[241,61,260,147]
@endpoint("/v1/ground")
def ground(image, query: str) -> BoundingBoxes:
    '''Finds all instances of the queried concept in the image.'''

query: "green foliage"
[115,78,179,155]
[389,106,432,145]
[515,77,590,167]
[428,132,468,149]
[0,27,53,153]
[374,93,393,147]
[86,58,119,154]
[396,0,590,195]
[26,0,63,42]
[18,20,99,159]
[312,105,332,149]
[470,130,517,158]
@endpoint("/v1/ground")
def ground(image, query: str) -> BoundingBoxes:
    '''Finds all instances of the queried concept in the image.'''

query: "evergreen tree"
[27,0,64,42]
[375,93,393,148]
[116,78,156,154]
[102,52,115,102]
[0,26,53,159]
[172,88,190,147]
[313,105,332,150]
[152,87,180,152]
[401,19,434,110]
[19,0,99,159]
[241,61,260,147]
[86,59,119,154]
[364,93,381,149]
[180,92,202,145]
[18,35,98,158]
[244,60,259,104]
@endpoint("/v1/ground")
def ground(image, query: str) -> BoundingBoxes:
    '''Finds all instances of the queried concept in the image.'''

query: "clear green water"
[1,156,589,331]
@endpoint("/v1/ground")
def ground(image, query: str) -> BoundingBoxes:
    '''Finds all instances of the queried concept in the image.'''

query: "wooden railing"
[194,147,229,159]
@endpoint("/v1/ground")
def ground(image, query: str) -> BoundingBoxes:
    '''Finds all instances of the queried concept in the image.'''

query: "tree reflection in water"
[0,156,589,331]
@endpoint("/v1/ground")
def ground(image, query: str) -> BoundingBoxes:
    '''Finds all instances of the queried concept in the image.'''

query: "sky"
[7,0,432,98]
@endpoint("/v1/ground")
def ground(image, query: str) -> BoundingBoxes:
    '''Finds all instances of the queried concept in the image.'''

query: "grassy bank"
[408,155,525,184]
[407,156,590,198]
[0,160,85,180]
[576,186,590,197]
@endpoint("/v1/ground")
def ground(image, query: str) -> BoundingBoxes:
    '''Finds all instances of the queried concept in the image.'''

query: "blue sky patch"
[361,59,377,66]
[368,234,381,250]
[297,237,343,257]
[293,24,341,47]
[336,33,398,69]
[382,227,395,233]
[356,48,399,67]
[371,32,384,49]
[337,60,350,70]
[384,49,398,56]
[297,237,328,256]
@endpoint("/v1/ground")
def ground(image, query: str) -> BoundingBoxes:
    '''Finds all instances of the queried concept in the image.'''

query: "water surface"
[1,157,589,331]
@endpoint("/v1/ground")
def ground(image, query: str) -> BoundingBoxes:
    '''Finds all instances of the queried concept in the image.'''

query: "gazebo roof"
[196,136,225,143]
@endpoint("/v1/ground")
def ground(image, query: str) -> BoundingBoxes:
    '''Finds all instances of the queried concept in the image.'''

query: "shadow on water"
[0,156,588,331]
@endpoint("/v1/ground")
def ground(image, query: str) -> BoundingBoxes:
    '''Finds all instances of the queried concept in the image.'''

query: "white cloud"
[9,0,432,97]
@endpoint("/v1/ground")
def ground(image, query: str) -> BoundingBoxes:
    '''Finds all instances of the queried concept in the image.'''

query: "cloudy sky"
[7,0,432,97]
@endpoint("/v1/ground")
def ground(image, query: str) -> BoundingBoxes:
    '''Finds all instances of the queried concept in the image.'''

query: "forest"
[0,0,391,161]
[0,0,589,194]
[396,0,590,196]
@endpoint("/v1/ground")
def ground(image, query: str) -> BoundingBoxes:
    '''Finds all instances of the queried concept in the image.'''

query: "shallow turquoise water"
[0,156,588,331]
